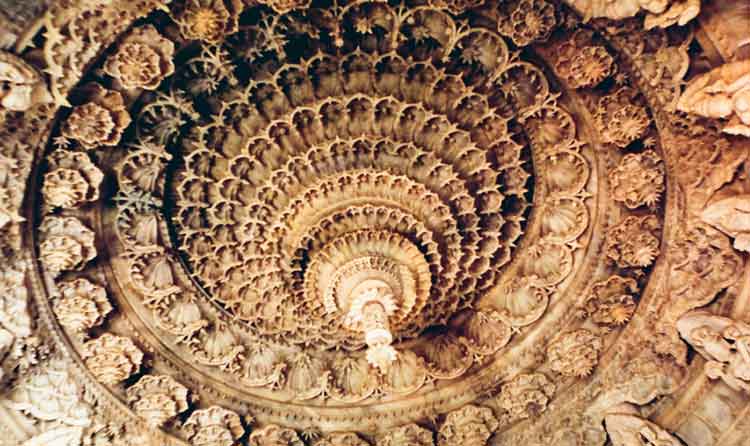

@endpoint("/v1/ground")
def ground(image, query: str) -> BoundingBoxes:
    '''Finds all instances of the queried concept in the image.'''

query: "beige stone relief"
[1,0,750,445]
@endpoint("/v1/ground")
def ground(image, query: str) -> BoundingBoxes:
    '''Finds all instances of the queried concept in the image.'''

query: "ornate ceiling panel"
[0,0,749,445]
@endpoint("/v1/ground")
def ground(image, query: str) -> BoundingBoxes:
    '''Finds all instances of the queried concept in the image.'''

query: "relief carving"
[53,278,112,334]
[609,150,665,209]
[59,84,131,150]
[581,275,639,327]
[492,372,556,423]
[547,329,603,378]
[125,375,190,428]
[0,51,50,112]
[604,404,683,446]
[377,423,434,446]
[42,151,103,209]
[438,405,498,446]
[184,406,244,446]
[38,216,96,277]
[0,0,746,444]
[81,334,143,386]
[677,311,750,393]
[605,215,661,269]
[564,0,699,28]
[248,424,304,446]
[677,60,750,137]
[103,25,175,91]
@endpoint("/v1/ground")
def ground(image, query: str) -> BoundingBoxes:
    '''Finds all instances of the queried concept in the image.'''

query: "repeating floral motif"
[609,150,665,209]
[438,405,499,446]
[547,329,603,378]
[554,29,615,88]
[126,375,190,427]
[53,278,112,333]
[42,150,103,209]
[6,0,736,444]
[103,25,175,90]
[496,0,557,47]
[582,275,639,327]
[594,88,651,148]
[38,216,96,277]
[605,215,661,269]
[184,406,244,446]
[249,424,305,446]
[493,373,556,423]
[59,84,131,149]
[81,334,143,385]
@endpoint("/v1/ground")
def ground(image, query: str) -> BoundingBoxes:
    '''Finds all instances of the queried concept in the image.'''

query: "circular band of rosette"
[306,229,431,339]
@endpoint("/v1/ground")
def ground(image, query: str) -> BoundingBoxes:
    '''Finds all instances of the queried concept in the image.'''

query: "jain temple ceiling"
[0,0,749,445]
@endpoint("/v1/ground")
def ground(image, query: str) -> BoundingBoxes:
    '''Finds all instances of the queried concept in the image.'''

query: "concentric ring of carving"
[169,52,533,349]
[25,0,682,437]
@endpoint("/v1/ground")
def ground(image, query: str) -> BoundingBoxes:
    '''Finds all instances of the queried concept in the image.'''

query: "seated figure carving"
[677,60,750,137]
[677,310,750,392]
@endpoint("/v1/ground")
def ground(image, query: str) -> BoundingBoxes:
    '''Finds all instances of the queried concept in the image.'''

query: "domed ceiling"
[0,0,749,445]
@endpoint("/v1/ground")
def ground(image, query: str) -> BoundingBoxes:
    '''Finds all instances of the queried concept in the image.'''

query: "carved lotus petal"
[525,106,576,151]
[493,277,551,327]
[539,196,588,243]
[117,142,172,197]
[456,309,512,355]
[416,333,472,379]
[193,326,244,368]
[287,352,329,399]
[523,241,573,287]
[243,343,286,387]
[129,249,181,296]
[543,150,590,195]
[328,355,377,403]
[54,278,112,333]
[380,349,427,395]
[493,63,550,116]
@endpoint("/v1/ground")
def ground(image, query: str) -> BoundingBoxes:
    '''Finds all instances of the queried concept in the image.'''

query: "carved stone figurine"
[701,195,750,252]
[677,60,750,137]
[604,403,683,446]
[564,0,700,28]
[0,51,51,112]
[677,311,750,393]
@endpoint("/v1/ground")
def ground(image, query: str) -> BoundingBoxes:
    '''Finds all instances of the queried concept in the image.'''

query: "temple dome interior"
[0,0,749,445]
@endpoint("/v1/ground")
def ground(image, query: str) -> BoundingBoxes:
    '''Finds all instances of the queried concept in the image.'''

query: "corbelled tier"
[170,47,532,349]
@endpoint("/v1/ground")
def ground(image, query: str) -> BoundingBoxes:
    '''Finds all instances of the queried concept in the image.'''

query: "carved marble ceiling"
[0,0,749,445]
